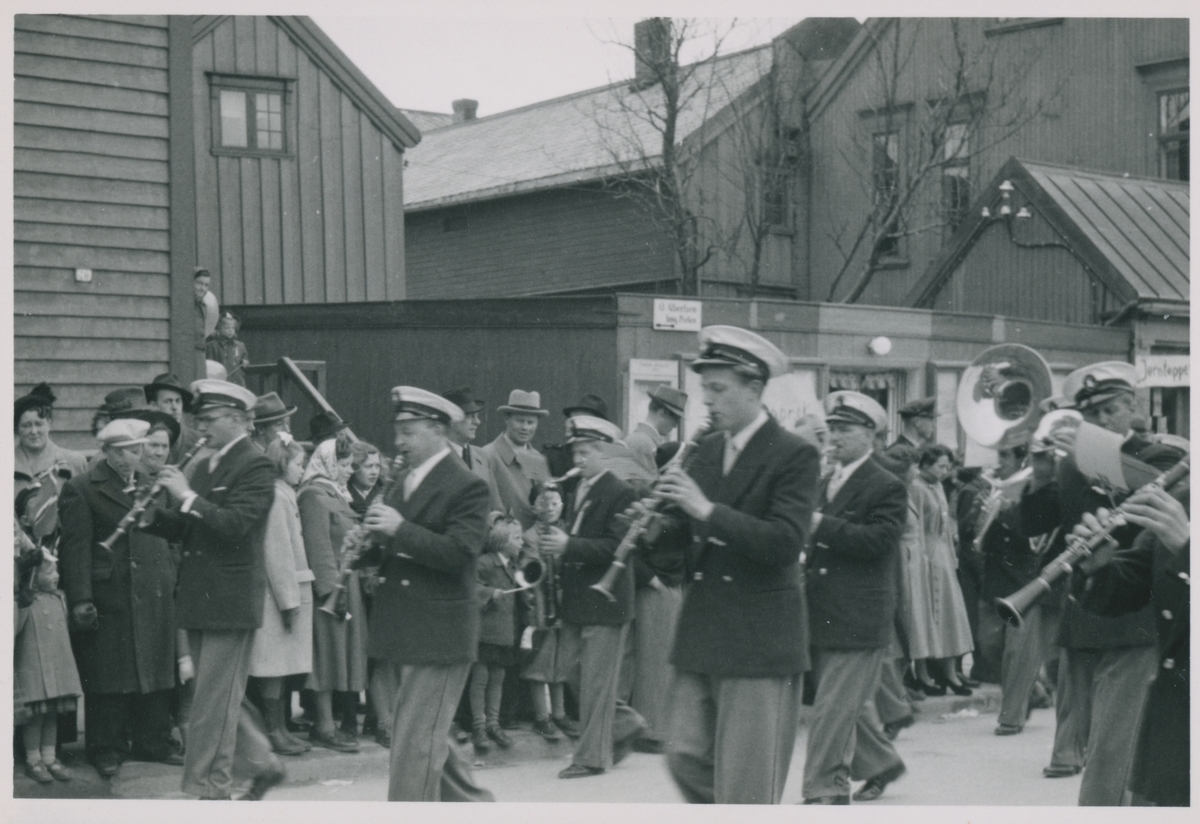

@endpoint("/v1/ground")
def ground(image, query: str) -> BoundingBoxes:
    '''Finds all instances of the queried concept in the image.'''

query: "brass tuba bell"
[956,343,1053,450]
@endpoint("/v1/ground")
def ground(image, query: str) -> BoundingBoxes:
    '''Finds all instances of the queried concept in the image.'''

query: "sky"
[312,17,804,118]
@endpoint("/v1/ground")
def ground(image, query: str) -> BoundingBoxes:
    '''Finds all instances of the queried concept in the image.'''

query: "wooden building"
[235,294,1132,456]
[13,14,418,449]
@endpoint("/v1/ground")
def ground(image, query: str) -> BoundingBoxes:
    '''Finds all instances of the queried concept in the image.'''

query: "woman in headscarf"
[297,437,367,753]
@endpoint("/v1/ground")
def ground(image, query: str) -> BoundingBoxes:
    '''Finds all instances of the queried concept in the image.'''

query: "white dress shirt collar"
[723,408,770,474]
[828,448,873,500]
[404,446,452,501]
[208,433,248,473]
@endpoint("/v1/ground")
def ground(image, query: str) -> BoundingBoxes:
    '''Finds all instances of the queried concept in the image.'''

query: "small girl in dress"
[14,512,82,785]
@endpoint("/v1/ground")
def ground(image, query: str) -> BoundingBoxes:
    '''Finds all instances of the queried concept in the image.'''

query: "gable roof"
[403,45,774,211]
[193,16,420,150]
[908,157,1190,310]
[400,109,455,133]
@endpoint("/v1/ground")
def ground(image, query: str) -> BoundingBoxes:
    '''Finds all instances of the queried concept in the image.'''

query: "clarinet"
[319,455,406,619]
[98,436,210,551]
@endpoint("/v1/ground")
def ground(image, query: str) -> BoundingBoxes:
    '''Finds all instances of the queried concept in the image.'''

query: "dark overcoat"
[670,416,820,678]
[1075,482,1190,806]
[366,453,490,665]
[142,436,275,630]
[476,552,531,647]
[58,460,178,694]
[558,471,638,627]
[806,455,907,650]
[1020,434,1181,649]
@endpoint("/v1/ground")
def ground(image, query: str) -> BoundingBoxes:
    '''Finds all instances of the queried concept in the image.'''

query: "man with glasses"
[141,380,283,800]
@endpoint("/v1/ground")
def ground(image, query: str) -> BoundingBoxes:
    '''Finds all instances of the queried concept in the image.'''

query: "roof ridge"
[1014,156,1191,188]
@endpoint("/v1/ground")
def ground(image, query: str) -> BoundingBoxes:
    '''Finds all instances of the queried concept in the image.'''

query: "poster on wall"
[627,359,680,432]
[681,364,821,438]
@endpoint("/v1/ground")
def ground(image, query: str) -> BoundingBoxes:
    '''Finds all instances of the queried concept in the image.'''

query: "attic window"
[209,74,291,157]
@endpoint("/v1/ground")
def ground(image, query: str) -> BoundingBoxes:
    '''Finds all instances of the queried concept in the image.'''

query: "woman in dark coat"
[297,437,366,753]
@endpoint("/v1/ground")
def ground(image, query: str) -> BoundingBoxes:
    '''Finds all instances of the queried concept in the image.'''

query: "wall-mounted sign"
[1136,355,1189,387]
[653,298,702,331]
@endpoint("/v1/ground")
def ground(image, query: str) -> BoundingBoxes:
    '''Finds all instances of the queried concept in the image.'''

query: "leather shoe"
[995,723,1023,736]
[959,674,981,688]
[632,738,664,754]
[269,729,309,756]
[612,724,647,766]
[552,715,580,738]
[853,763,906,802]
[486,724,513,749]
[471,727,491,753]
[883,715,914,741]
[558,764,604,779]
[93,751,122,778]
[374,728,391,749]
[25,761,54,784]
[44,760,71,782]
[311,729,359,753]
[1043,764,1082,778]
[534,718,562,741]
[239,762,286,800]
[802,795,850,804]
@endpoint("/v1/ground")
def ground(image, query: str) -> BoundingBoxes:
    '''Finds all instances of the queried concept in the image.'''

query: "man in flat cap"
[59,419,182,778]
[802,391,908,804]
[1020,360,1183,804]
[646,325,820,803]
[139,380,283,800]
[626,385,687,476]
[359,387,494,802]
[442,387,502,513]
[894,397,936,450]
[483,390,551,529]
[537,415,645,779]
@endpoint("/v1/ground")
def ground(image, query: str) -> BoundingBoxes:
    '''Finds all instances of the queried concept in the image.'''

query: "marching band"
[11,327,1190,805]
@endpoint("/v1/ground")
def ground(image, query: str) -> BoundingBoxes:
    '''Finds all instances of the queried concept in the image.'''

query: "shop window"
[210,74,290,157]
[1159,89,1189,181]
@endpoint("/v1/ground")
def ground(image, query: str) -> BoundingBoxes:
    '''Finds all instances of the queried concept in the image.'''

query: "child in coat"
[520,482,579,741]
[14,518,82,785]
[204,312,250,387]
[469,514,530,754]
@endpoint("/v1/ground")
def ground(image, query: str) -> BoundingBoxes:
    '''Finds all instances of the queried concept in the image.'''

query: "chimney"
[633,18,670,90]
[452,99,478,123]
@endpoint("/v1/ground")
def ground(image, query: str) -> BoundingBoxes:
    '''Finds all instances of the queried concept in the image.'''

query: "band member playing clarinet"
[58,418,182,779]
[651,325,820,804]
[1020,361,1184,804]
[360,387,495,802]
[539,415,646,778]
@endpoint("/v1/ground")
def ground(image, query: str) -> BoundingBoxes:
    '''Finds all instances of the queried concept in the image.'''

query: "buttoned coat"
[58,460,178,694]
[558,471,639,627]
[476,552,531,647]
[1075,483,1189,805]
[456,443,504,514]
[1020,434,1181,649]
[142,436,275,630]
[669,415,821,677]
[366,453,491,665]
[482,434,550,529]
[15,590,83,705]
[249,479,314,677]
[806,455,908,650]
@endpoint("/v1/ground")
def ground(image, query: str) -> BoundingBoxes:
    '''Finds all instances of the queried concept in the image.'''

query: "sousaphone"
[957,344,1053,449]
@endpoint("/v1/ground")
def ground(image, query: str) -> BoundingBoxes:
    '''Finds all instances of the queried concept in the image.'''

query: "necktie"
[462,445,471,466]
[723,438,739,476]
[827,466,847,501]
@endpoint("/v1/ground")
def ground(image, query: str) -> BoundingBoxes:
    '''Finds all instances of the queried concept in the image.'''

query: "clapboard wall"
[192,16,407,308]
[14,14,175,449]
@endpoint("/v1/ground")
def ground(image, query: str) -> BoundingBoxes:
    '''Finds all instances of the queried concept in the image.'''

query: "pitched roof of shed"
[909,157,1190,308]
[403,45,773,211]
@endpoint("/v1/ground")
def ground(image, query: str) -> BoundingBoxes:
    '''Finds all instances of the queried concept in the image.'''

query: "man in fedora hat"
[482,390,551,529]
[309,412,349,446]
[139,379,284,800]
[145,373,204,465]
[360,386,495,802]
[626,385,687,476]
[59,418,183,778]
[647,326,820,804]
[802,390,908,804]
[442,387,502,513]
[251,392,297,452]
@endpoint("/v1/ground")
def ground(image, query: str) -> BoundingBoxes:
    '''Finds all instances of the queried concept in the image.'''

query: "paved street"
[16,685,1083,805]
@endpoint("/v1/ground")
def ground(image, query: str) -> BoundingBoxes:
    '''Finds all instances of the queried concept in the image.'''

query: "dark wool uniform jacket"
[558,471,639,627]
[142,437,275,631]
[670,416,820,678]
[806,455,907,650]
[58,460,178,693]
[365,453,490,665]
[1075,482,1190,805]
[1020,434,1182,650]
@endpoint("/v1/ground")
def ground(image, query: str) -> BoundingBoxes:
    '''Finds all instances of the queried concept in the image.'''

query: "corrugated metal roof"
[404,45,772,210]
[1023,160,1189,302]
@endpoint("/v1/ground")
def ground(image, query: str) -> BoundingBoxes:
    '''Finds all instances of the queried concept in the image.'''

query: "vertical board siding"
[14,14,171,449]
[193,16,405,307]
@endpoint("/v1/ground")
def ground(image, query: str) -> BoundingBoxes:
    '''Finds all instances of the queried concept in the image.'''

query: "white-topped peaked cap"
[825,391,887,430]
[97,417,151,448]
[189,379,258,413]
[565,415,623,444]
[690,325,789,381]
[1062,361,1138,410]
[391,386,464,425]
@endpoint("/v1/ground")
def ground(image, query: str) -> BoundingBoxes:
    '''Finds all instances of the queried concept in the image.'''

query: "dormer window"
[209,74,291,157]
